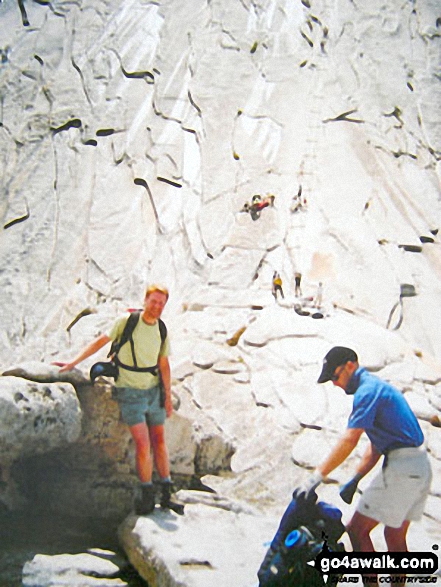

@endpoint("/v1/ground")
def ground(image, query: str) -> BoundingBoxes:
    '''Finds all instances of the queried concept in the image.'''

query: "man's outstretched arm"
[54,334,111,372]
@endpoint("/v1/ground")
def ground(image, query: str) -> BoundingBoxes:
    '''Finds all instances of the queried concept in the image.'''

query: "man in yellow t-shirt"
[56,285,176,515]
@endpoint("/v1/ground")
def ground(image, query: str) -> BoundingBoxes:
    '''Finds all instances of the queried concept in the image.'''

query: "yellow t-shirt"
[109,314,170,389]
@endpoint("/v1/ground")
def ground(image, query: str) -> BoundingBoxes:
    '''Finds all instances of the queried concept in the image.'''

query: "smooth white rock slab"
[22,552,126,587]
[118,502,276,587]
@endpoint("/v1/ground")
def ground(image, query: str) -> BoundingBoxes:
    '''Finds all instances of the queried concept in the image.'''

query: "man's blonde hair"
[145,284,169,300]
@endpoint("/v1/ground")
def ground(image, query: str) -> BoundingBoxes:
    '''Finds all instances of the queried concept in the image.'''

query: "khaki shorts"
[357,446,432,528]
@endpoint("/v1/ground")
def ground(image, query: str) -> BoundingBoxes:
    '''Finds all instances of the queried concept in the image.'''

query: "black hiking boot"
[134,484,155,515]
[160,481,185,515]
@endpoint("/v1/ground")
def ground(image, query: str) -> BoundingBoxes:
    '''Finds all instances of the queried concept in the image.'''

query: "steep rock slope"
[0,0,440,584]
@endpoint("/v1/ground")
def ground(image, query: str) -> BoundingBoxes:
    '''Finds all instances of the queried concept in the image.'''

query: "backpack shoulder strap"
[120,311,141,349]
[109,311,140,358]
[111,314,167,372]
[158,318,167,348]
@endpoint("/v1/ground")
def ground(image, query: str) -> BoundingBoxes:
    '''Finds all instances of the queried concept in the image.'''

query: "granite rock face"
[0,0,441,585]
[0,0,440,366]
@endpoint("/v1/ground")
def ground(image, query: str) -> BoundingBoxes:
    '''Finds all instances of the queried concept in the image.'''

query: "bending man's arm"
[355,441,381,479]
[158,355,172,417]
[318,427,364,477]
[55,334,111,372]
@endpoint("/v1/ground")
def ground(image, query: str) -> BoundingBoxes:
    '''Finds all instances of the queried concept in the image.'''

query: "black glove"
[339,473,362,504]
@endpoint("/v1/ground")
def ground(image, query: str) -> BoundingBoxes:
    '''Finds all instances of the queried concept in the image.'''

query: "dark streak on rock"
[34,55,44,66]
[188,91,202,116]
[179,560,213,568]
[157,177,182,188]
[17,0,30,26]
[51,119,82,135]
[398,244,423,253]
[134,178,148,189]
[96,129,116,137]
[120,64,155,83]
[419,236,435,244]
[84,139,98,146]
[4,203,30,229]
[428,146,441,161]
[300,30,314,48]
[384,106,403,126]
[323,109,364,124]
[134,178,164,234]
[392,150,417,160]
[66,308,96,332]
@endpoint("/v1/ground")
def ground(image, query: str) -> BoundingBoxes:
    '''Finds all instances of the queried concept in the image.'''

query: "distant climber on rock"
[313,281,323,308]
[299,347,432,586]
[272,271,284,301]
[253,199,270,212]
[54,285,183,516]
[290,200,301,214]
[294,272,302,297]
[241,194,274,221]
[290,185,303,213]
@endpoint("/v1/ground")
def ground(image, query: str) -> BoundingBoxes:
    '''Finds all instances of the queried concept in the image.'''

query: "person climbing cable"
[313,282,323,308]
[55,285,183,516]
[294,272,302,297]
[272,271,284,300]
[299,347,432,586]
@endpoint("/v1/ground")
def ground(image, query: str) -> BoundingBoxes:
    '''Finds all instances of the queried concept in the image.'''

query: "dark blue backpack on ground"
[257,489,345,586]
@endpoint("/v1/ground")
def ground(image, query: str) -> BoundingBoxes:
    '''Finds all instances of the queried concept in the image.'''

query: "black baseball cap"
[317,346,358,383]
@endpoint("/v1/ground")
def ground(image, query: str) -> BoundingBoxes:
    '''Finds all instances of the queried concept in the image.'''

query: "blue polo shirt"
[347,368,424,454]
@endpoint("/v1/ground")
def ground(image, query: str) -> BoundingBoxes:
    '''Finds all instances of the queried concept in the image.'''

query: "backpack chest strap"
[113,356,159,375]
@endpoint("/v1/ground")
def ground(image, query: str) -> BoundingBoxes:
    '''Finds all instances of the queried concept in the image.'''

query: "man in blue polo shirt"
[301,347,432,581]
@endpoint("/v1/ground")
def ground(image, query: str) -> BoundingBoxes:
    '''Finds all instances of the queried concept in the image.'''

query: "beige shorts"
[357,446,432,528]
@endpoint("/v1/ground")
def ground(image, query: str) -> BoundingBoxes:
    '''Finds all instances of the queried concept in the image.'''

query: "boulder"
[0,376,81,464]
[22,551,127,587]
[405,390,438,421]
[2,361,89,386]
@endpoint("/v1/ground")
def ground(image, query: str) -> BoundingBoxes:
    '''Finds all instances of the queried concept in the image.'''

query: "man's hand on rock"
[52,361,75,373]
